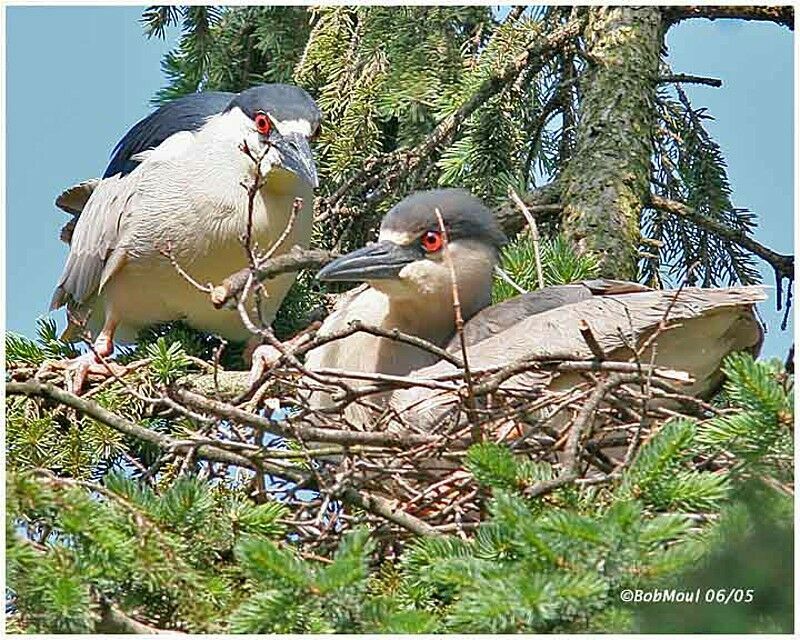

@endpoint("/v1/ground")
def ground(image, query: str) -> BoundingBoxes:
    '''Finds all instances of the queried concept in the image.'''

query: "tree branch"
[211,247,336,309]
[321,16,585,213]
[663,5,794,30]
[659,73,722,87]
[648,194,794,281]
[96,597,181,635]
[170,386,440,448]
[493,182,562,236]
[6,380,301,479]
[8,379,441,537]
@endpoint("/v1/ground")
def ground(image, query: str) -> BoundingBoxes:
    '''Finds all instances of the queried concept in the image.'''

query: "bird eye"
[421,230,443,253]
[254,112,272,135]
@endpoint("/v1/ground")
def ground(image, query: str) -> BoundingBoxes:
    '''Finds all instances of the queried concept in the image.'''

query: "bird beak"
[273,132,318,188]
[317,241,421,282]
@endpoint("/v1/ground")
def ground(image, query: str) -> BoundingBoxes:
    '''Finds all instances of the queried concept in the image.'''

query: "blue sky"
[4,7,794,359]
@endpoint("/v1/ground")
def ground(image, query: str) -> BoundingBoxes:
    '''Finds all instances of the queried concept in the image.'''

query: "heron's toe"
[247,344,283,386]
[60,353,127,395]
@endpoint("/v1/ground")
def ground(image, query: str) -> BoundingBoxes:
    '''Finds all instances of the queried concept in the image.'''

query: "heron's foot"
[49,353,127,395]
[246,332,315,387]
[247,344,284,387]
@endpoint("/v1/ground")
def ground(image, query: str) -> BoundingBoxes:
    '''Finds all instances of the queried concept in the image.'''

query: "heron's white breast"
[102,129,314,341]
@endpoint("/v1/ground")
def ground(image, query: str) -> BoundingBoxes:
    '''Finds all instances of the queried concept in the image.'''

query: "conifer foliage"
[6,5,794,633]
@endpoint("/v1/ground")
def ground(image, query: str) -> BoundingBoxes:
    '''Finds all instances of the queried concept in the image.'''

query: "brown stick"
[435,207,480,444]
[170,386,441,448]
[211,247,337,309]
[523,373,639,499]
[509,186,545,289]
[578,319,606,360]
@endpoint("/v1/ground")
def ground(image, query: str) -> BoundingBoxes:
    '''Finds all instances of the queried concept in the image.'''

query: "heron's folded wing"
[451,279,652,350]
[50,173,140,310]
[394,286,767,427]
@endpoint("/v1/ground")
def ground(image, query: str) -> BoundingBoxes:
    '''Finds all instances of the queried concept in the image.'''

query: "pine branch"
[648,194,794,282]
[322,17,585,212]
[6,380,301,479]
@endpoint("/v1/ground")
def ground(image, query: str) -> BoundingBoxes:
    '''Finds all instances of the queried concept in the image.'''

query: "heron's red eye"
[255,113,272,135]
[421,230,443,253]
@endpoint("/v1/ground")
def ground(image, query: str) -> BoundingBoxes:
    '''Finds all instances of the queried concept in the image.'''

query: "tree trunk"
[561,6,663,279]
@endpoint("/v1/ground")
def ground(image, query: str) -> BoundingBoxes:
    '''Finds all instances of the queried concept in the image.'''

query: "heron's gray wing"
[50,173,140,311]
[454,285,592,349]
[395,286,767,427]
[103,91,233,178]
[452,279,653,350]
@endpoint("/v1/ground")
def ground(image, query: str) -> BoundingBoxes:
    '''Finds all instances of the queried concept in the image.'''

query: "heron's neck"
[391,282,488,341]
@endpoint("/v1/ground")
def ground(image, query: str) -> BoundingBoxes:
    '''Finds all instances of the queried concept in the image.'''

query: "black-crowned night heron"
[51,84,321,392]
[307,188,765,428]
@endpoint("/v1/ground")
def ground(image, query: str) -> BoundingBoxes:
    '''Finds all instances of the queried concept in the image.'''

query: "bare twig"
[156,240,214,294]
[578,319,605,360]
[435,207,480,443]
[509,186,545,289]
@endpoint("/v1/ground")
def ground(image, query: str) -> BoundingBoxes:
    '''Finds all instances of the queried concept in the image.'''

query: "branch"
[663,5,794,30]
[435,207,480,443]
[322,17,585,211]
[509,186,545,288]
[493,182,563,236]
[96,597,180,635]
[8,380,441,537]
[415,18,585,161]
[524,374,639,499]
[170,386,440,448]
[17,535,181,634]
[6,380,302,480]
[648,194,794,281]
[659,73,722,87]
[211,247,336,309]
[340,488,441,537]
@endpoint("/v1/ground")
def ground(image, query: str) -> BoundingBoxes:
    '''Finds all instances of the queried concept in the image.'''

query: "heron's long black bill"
[274,133,318,188]
[317,241,421,282]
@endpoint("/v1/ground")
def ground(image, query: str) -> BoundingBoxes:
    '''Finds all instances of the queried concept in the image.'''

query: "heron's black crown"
[381,189,507,249]
[226,84,321,128]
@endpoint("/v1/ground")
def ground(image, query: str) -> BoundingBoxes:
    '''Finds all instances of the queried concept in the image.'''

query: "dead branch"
[435,207,480,443]
[169,386,440,448]
[509,186,545,289]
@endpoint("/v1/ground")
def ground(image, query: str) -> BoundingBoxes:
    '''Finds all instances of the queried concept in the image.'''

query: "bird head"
[224,84,321,189]
[318,189,507,312]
